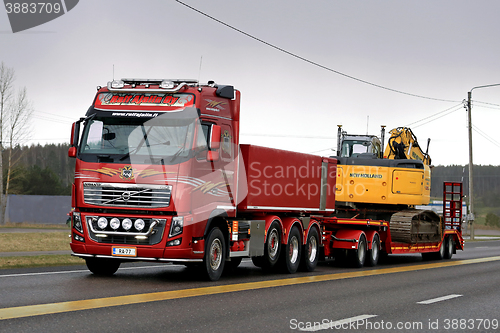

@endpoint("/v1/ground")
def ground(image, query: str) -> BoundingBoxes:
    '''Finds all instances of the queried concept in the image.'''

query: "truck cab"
[69,79,240,279]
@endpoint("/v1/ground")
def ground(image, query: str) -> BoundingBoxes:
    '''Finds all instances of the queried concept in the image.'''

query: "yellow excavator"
[334,126,439,244]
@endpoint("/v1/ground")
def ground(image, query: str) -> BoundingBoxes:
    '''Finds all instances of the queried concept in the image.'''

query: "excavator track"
[389,209,442,244]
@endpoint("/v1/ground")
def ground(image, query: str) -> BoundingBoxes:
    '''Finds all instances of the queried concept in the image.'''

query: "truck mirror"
[209,125,221,150]
[207,150,219,162]
[69,121,80,158]
[68,146,77,158]
[71,121,80,147]
[70,122,76,146]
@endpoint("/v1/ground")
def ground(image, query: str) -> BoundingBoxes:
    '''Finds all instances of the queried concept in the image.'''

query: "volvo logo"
[121,191,131,202]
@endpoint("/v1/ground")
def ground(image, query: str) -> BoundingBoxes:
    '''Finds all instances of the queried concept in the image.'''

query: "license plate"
[112,247,137,257]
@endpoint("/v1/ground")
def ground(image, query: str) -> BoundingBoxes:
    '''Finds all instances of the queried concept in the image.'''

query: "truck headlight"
[134,219,145,231]
[97,217,108,229]
[110,218,120,230]
[122,218,132,231]
[169,217,184,238]
[73,212,83,233]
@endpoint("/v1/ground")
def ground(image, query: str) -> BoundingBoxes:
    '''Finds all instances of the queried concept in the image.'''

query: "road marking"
[417,294,463,304]
[300,314,378,331]
[1,255,499,321]
[0,265,174,278]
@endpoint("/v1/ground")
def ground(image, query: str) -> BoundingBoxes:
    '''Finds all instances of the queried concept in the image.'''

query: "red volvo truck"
[69,79,463,281]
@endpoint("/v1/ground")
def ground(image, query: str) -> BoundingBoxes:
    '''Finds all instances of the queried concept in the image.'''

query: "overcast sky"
[1,0,499,166]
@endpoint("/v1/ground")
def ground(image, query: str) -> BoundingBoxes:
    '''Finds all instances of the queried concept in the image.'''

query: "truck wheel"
[262,221,281,270]
[349,234,366,268]
[444,236,454,259]
[203,227,226,281]
[365,234,380,267]
[85,258,120,276]
[281,226,301,274]
[300,227,319,272]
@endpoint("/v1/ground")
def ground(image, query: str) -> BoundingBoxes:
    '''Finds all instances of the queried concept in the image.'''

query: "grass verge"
[0,222,69,229]
[0,255,84,270]
[0,232,71,252]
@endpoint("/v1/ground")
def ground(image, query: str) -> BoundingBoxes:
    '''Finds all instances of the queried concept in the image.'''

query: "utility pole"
[467,83,500,241]
[466,91,474,240]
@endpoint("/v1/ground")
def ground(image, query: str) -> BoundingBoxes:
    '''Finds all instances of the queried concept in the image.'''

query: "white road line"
[417,294,463,304]
[0,265,172,278]
[299,315,378,331]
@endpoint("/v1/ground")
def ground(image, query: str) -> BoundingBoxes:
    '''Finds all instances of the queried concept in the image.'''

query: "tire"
[422,239,445,261]
[444,236,454,260]
[365,234,380,267]
[262,221,281,270]
[203,227,226,281]
[280,226,302,274]
[300,227,319,272]
[349,234,367,268]
[85,258,120,276]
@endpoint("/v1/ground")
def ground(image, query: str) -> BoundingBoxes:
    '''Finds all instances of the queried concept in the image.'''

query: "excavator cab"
[340,135,381,158]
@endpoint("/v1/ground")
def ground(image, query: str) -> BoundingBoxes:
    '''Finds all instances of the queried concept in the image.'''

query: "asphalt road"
[0,241,499,333]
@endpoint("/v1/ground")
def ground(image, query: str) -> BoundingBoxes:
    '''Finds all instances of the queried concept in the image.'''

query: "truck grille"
[83,182,172,208]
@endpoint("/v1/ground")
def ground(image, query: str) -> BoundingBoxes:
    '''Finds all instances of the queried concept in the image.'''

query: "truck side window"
[195,123,209,159]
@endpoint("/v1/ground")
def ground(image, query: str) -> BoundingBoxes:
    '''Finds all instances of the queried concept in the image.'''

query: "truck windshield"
[79,108,205,164]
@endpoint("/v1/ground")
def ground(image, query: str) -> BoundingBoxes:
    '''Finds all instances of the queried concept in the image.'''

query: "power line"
[175,0,460,103]
[406,104,464,129]
[472,125,500,149]
[34,110,75,121]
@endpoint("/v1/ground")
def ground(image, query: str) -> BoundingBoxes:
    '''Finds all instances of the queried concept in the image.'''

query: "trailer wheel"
[203,227,226,281]
[422,239,445,261]
[444,236,454,260]
[262,221,281,270]
[365,234,380,267]
[85,258,120,276]
[300,227,319,272]
[349,234,366,268]
[281,226,301,274]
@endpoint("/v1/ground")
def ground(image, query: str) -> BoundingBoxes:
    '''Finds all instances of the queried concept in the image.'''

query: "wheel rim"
[210,238,222,271]
[289,236,299,264]
[268,229,279,260]
[371,239,379,261]
[308,236,318,262]
[358,239,366,263]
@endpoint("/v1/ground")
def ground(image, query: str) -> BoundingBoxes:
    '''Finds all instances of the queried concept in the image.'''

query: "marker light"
[110,218,120,230]
[97,217,108,229]
[134,219,145,231]
[122,218,133,231]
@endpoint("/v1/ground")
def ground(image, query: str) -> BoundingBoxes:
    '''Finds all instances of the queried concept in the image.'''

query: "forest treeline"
[431,165,500,208]
[2,144,500,209]
[2,143,74,195]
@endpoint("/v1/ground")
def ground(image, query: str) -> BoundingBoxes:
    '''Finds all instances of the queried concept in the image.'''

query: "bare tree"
[4,88,33,199]
[0,62,33,225]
